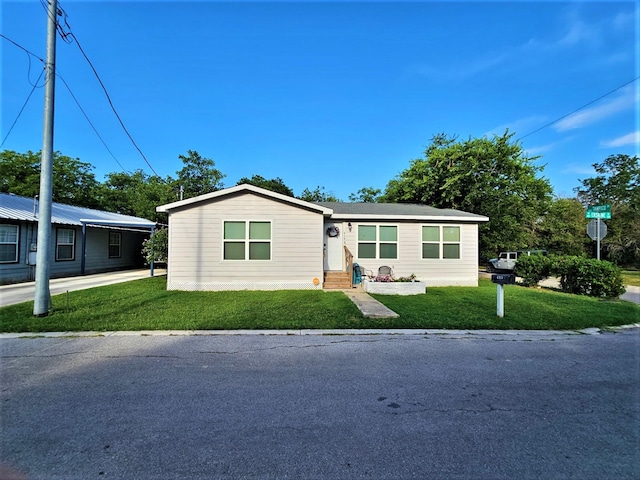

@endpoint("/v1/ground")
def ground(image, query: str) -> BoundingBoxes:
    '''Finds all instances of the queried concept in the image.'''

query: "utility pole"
[33,0,57,316]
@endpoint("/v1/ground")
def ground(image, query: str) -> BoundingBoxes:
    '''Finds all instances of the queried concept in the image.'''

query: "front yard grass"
[0,277,637,333]
[622,269,640,287]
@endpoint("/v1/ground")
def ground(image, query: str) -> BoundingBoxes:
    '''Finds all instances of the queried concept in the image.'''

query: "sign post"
[586,205,611,260]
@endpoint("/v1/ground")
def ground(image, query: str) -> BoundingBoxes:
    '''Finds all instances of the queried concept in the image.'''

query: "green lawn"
[0,277,637,333]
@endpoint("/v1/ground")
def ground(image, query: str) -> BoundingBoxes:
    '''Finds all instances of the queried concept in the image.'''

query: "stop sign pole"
[586,205,610,260]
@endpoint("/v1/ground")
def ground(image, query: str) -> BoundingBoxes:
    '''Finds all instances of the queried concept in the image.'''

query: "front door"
[324,221,343,271]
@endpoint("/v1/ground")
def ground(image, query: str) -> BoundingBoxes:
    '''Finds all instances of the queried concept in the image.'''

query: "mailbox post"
[491,274,516,317]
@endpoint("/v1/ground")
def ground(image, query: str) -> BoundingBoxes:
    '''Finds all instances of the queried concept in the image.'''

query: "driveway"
[1,330,638,479]
[0,268,166,307]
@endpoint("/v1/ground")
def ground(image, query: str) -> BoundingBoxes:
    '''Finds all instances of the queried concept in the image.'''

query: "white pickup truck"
[487,250,548,272]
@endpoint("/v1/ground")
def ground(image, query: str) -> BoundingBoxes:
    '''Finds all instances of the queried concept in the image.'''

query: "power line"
[518,76,640,141]
[55,3,162,177]
[56,73,129,173]
[0,33,45,62]
[0,68,45,149]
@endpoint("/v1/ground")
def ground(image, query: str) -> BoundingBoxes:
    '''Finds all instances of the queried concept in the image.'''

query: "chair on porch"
[376,266,394,281]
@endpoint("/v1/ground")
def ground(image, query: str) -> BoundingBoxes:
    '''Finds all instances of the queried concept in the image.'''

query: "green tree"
[298,186,341,202]
[383,132,553,261]
[575,154,640,266]
[236,175,294,196]
[535,197,589,256]
[176,150,225,199]
[101,169,175,221]
[0,150,102,209]
[349,186,382,203]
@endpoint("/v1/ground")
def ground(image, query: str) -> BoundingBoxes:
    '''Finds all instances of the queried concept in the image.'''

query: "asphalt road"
[1,330,639,479]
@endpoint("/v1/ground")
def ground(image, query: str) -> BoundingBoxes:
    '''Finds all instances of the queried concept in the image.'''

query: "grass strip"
[0,277,637,333]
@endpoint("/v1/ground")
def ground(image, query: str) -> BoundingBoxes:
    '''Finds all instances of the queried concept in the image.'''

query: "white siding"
[166,192,324,291]
[345,222,479,287]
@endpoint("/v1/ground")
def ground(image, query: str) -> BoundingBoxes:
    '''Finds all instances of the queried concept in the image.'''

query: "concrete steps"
[324,271,351,289]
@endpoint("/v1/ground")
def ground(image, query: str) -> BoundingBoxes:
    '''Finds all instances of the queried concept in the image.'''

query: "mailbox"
[491,274,516,285]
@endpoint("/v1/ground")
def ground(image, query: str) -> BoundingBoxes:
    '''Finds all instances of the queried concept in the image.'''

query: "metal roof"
[315,202,489,222]
[0,193,156,229]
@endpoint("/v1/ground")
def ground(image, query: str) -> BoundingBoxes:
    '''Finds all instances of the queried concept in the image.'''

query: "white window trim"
[56,228,76,262]
[421,225,462,260]
[222,220,272,261]
[357,224,398,260]
[0,224,19,263]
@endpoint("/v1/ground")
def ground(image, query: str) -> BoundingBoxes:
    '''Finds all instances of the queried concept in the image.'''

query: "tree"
[534,197,590,256]
[101,169,175,221]
[383,132,553,261]
[0,150,102,209]
[176,150,225,199]
[349,186,382,203]
[575,154,640,266]
[298,186,341,202]
[236,175,294,196]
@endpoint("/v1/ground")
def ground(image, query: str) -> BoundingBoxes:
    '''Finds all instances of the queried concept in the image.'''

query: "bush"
[551,256,626,298]
[142,227,168,264]
[514,254,552,287]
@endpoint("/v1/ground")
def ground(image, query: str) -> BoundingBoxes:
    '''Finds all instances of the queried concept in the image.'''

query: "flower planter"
[363,279,426,295]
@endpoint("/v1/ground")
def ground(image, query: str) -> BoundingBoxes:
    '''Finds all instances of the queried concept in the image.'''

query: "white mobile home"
[157,184,488,291]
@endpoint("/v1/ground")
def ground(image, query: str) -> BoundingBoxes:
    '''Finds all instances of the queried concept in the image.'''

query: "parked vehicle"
[486,250,548,272]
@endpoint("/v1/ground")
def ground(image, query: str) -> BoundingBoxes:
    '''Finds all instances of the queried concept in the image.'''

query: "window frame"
[108,231,122,259]
[222,220,272,261]
[421,225,461,260]
[0,224,19,264]
[357,224,398,260]
[56,227,76,262]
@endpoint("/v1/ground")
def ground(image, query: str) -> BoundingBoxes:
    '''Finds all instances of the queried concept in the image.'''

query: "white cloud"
[484,115,548,138]
[553,86,637,132]
[600,131,640,148]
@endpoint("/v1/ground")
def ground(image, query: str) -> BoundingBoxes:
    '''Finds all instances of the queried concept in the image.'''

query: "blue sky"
[1,0,638,200]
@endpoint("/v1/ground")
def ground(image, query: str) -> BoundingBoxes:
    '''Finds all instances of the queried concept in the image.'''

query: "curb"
[1,324,639,339]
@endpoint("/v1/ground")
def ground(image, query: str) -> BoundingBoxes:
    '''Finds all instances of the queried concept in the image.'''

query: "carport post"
[80,223,86,275]
[149,226,155,277]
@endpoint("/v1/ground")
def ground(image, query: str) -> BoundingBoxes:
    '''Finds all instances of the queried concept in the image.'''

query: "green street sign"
[586,211,612,219]
[586,204,612,219]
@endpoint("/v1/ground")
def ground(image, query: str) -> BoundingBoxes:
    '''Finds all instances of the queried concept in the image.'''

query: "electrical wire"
[56,73,129,173]
[1,68,45,149]
[54,2,162,177]
[518,76,640,141]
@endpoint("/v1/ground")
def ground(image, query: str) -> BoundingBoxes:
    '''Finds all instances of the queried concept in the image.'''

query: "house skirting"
[167,280,323,291]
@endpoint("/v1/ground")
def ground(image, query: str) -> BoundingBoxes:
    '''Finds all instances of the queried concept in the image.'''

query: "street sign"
[587,219,607,241]
[586,204,612,219]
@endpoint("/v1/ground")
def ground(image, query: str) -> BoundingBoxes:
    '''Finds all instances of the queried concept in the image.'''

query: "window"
[422,225,461,259]
[56,228,76,261]
[109,232,122,258]
[223,221,271,260]
[357,225,397,259]
[0,224,19,263]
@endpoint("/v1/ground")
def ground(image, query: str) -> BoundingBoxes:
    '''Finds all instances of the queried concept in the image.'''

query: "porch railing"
[344,245,354,288]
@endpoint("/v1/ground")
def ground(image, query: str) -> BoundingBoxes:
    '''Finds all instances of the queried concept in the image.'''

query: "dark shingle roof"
[316,202,488,222]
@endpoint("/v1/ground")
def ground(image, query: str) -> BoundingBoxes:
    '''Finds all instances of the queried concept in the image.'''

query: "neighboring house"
[157,184,489,291]
[0,192,156,285]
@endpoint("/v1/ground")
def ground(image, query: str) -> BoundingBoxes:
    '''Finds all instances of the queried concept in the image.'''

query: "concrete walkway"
[342,288,400,318]
[0,268,166,307]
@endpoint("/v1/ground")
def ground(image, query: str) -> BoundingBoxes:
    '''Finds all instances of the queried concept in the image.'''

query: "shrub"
[514,254,552,287]
[551,256,626,298]
[142,227,168,264]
